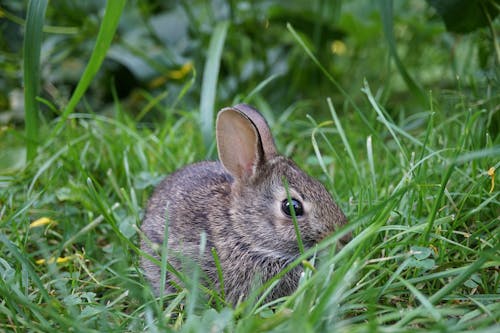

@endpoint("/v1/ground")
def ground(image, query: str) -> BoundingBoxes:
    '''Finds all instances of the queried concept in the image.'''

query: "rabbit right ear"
[216,105,277,180]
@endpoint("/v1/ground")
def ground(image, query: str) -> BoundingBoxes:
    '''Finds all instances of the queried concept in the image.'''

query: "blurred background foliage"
[0,0,498,126]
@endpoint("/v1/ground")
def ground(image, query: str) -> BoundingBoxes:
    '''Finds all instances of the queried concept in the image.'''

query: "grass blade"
[379,0,426,104]
[366,135,377,192]
[286,23,378,136]
[0,234,51,303]
[243,72,283,103]
[211,247,226,302]
[327,97,361,181]
[23,0,48,161]
[395,247,496,327]
[50,0,127,138]
[282,177,305,255]
[200,21,229,150]
[362,79,409,165]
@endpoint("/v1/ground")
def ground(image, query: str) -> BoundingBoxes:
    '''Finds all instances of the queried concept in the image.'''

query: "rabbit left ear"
[231,104,277,160]
[216,107,263,180]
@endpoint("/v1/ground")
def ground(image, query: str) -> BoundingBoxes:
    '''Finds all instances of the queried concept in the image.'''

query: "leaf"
[0,258,15,283]
[79,305,103,319]
[63,294,82,307]
[133,171,164,190]
[0,145,26,172]
[410,246,432,260]
[408,258,436,270]
[427,0,499,33]
[464,274,481,288]
[119,215,136,239]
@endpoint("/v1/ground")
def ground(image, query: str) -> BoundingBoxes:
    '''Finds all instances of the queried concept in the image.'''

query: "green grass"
[1,84,498,332]
[1,1,499,332]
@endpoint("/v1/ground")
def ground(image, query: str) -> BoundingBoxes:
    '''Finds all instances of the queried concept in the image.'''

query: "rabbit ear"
[231,104,278,159]
[216,104,277,179]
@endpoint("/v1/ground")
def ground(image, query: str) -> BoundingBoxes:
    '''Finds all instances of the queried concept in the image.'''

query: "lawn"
[0,1,499,332]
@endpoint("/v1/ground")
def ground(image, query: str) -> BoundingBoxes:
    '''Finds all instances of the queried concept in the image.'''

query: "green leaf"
[464,274,481,288]
[119,215,136,239]
[427,0,499,33]
[410,246,433,260]
[408,258,436,270]
[63,294,82,307]
[0,258,15,283]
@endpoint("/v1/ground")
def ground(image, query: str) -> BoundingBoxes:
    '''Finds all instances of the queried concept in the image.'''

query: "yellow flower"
[149,61,193,88]
[167,61,193,79]
[30,217,56,228]
[36,255,75,265]
[331,40,347,55]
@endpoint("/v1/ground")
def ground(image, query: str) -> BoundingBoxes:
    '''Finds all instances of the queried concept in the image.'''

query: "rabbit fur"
[141,104,348,304]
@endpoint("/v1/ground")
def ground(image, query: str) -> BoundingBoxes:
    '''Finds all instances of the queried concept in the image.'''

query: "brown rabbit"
[141,104,348,304]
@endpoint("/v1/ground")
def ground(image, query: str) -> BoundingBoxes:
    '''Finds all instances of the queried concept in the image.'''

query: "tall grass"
[379,0,426,105]
[23,0,47,161]
[2,75,498,332]
[50,0,127,139]
[200,21,229,151]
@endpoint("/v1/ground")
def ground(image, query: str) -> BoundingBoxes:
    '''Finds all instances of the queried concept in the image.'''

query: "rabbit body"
[141,104,347,304]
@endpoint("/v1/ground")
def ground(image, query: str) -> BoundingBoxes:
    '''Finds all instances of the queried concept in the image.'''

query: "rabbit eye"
[281,198,304,217]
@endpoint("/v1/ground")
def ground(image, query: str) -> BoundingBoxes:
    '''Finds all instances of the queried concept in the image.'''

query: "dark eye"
[281,198,304,217]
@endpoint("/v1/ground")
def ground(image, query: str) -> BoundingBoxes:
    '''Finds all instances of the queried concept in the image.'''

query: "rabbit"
[140,103,349,305]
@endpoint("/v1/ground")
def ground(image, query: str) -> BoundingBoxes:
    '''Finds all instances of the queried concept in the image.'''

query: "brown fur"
[140,104,348,304]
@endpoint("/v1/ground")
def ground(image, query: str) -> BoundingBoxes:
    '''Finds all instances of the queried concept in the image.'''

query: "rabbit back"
[140,161,232,295]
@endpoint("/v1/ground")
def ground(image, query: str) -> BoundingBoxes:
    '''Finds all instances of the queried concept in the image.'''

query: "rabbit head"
[216,104,348,259]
